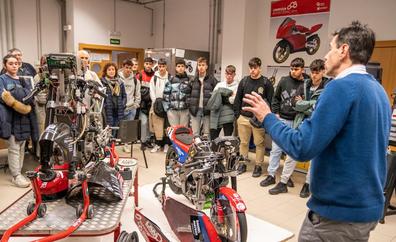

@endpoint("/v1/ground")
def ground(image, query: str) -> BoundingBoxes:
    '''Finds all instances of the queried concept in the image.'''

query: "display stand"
[133,183,294,242]
[0,158,138,242]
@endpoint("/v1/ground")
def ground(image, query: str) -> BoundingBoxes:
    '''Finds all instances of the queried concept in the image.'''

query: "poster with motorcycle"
[269,0,331,66]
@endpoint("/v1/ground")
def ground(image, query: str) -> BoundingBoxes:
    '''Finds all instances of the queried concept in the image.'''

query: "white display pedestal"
[132,183,294,242]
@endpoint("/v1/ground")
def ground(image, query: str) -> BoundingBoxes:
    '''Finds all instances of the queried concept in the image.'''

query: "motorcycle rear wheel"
[273,40,290,64]
[165,146,183,194]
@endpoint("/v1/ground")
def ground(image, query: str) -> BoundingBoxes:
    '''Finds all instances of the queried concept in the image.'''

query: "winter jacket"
[163,72,191,111]
[137,70,154,114]
[293,77,330,128]
[119,71,141,110]
[189,74,218,116]
[234,75,274,118]
[207,87,234,129]
[271,73,308,120]
[101,77,127,126]
[213,80,239,104]
[0,74,39,141]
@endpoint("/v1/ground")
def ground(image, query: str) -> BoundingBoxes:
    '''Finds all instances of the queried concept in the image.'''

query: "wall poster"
[269,0,331,67]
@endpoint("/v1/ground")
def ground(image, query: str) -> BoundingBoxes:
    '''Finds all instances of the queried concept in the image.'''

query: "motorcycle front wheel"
[165,146,183,194]
[306,35,321,55]
[273,40,290,64]
[211,198,248,242]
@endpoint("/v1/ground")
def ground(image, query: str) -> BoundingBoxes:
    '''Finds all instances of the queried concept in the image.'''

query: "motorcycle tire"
[165,146,183,194]
[273,40,290,64]
[306,35,321,55]
[212,199,248,242]
[237,212,248,242]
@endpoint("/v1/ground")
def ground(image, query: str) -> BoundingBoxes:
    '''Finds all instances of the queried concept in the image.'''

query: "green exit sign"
[110,38,120,45]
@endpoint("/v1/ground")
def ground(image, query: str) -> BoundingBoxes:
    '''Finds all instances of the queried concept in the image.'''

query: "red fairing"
[310,24,323,34]
[200,213,222,242]
[37,164,69,196]
[219,187,247,212]
[276,18,296,38]
[134,209,170,242]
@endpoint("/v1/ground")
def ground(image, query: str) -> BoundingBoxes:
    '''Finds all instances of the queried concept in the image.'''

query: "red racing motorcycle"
[273,17,322,63]
[162,126,248,242]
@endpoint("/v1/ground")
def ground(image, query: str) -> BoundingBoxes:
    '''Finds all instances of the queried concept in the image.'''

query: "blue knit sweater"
[262,73,391,222]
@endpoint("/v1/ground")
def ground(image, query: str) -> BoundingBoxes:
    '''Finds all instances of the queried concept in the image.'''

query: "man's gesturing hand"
[242,92,272,123]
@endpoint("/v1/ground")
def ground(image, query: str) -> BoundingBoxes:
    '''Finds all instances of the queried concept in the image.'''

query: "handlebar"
[86,80,107,99]
[22,86,41,103]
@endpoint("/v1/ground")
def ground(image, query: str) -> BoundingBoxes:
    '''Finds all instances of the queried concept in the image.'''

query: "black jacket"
[234,75,274,118]
[271,73,308,120]
[189,74,218,116]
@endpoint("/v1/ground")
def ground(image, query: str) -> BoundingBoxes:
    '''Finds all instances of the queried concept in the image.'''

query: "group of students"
[230,56,330,199]
[96,55,237,154]
[0,47,328,199]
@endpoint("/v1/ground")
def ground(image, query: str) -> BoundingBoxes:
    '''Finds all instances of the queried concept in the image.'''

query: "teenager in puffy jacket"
[0,54,38,188]
[163,58,192,127]
[189,57,218,137]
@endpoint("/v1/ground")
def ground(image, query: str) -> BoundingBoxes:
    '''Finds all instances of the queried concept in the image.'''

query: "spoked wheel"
[210,199,248,242]
[306,35,321,55]
[273,40,291,64]
[165,146,182,194]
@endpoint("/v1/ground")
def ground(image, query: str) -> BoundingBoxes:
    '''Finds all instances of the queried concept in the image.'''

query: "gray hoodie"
[119,71,141,110]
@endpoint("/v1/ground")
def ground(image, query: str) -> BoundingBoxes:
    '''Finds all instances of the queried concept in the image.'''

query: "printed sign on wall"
[269,0,331,66]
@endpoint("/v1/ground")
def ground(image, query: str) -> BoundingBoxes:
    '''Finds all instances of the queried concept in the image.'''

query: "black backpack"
[153,97,166,118]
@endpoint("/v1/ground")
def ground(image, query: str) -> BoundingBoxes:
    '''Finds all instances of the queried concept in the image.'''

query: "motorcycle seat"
[176,133,193,145]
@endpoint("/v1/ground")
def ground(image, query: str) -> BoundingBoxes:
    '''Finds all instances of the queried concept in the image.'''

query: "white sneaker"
[12,175,30,188]
[163,144,169,153]
[150,145,161,153]
[123,145,131,153]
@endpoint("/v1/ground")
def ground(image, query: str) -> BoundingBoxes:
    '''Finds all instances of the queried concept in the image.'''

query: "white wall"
[13,0,61,65]
[73,0,154,50]
[222,0,396,80]
[152,0,210,51]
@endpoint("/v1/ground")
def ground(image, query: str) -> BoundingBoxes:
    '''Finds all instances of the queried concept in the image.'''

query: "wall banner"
[269,0,331,67]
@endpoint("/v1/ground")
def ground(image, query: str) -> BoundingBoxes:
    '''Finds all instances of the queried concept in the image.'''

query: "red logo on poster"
[271,0,331,17]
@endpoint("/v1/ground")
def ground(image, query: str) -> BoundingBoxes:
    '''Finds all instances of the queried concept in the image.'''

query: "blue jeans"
[267,118,295,180]
[124,109,136,120]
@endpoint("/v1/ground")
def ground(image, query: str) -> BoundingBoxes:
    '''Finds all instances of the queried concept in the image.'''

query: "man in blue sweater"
[243,21,391,241]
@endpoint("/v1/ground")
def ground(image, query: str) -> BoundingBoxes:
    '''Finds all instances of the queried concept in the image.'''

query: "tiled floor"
[1,146,396,241]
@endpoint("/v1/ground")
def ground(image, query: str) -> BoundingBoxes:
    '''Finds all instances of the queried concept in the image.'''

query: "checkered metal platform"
[0,159,136,236]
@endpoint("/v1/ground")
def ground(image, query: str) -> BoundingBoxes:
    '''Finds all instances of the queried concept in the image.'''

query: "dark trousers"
[210,122,234,141]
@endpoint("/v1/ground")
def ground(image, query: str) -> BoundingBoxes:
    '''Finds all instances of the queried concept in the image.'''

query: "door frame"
[78,43,145,70]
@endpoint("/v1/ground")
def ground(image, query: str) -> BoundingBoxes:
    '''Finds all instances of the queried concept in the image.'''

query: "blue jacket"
[101,78,126,126]
[262,73,391,222]
[0,74,39,141]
